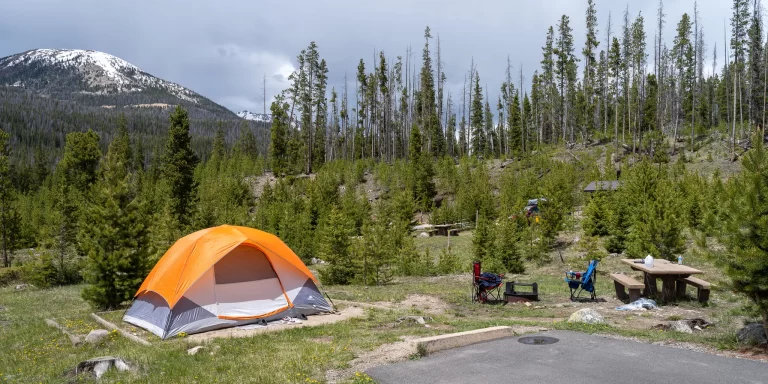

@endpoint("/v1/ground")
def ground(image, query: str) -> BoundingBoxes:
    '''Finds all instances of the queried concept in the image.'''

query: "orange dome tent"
[123,225,332,339]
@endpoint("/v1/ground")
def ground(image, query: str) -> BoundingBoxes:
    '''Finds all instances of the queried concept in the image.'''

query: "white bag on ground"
[616,298,657,311]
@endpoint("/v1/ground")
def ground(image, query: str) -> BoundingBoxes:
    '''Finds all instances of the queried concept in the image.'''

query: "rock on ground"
[85,329,109,344]
[669,320,694,334]
[567,308,605,324]
[75,356,132,379]
[187,346,205,355]
[737,323,768,345]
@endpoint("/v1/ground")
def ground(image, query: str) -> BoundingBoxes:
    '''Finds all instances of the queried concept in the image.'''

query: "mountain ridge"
[0,48,235,118]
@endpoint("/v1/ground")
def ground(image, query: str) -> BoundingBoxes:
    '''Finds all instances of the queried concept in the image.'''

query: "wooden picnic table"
[620,259,703,302]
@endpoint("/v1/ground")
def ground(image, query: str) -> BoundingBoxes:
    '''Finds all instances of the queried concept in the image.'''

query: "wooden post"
[447,225,451,250]
[90,313,150,346]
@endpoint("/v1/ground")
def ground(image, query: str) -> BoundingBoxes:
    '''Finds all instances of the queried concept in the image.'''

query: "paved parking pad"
[367,330,767,384]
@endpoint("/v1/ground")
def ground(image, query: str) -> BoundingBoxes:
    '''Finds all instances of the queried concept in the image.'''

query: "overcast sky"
[0,0,734,115]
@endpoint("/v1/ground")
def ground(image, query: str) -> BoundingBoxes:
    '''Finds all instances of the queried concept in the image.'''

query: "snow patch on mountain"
[237,110,272,123]
[0,49,200,103]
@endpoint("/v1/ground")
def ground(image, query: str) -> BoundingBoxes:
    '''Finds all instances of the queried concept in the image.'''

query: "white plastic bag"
[616,298,658,311]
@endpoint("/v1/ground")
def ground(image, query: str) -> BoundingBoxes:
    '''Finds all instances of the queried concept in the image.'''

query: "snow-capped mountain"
[0,49,234,117]
[237,110,272,123]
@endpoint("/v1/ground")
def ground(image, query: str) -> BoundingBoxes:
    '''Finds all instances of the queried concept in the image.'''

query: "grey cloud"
[0,0,735,115]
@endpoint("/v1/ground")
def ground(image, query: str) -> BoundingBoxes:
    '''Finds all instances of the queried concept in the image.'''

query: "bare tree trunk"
[691,5,698,153]
[763,42,767,131]
[739,71,745,140]
[733,69,738,157]
[520,63,525,153]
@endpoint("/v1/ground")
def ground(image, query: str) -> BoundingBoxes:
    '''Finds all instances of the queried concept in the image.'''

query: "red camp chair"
[472,261,505,303]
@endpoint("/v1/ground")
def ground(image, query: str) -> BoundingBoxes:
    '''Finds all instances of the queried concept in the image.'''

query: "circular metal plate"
[517,336,559,345]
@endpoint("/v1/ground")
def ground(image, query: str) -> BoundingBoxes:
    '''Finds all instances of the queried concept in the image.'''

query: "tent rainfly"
[123,225,332,339]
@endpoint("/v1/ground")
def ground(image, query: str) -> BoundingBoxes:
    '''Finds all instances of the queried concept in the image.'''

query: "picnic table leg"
[643,273,658,297]
[676,280,688,300]
[660,276,677,302]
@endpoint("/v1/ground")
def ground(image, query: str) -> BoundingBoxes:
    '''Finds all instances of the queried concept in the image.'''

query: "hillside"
[0,49,235,118]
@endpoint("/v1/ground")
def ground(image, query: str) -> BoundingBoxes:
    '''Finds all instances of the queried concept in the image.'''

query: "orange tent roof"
[135,225,317,309]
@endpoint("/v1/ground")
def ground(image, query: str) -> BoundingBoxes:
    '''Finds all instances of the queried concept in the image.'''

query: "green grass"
[0,285,463,383]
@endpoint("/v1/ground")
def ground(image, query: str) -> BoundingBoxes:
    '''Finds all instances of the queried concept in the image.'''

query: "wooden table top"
[620,259,703,275]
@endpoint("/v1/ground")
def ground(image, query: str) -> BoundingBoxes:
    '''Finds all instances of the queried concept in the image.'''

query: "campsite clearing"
[1,230,765,383]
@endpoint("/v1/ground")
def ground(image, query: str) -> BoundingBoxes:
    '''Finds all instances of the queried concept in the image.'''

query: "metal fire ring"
[517,336,559,345]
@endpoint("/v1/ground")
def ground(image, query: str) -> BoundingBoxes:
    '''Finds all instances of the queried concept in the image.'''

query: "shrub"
[19,252,58,288]
[0,266,21,286]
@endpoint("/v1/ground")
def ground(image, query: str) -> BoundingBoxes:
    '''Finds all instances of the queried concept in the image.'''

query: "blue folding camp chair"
[564,260,599,301]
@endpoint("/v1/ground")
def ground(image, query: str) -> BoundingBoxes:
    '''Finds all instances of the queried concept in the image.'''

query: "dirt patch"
[244,172,278,200]
[188,306,364,342]
[326,336,419,384]
[399,294,450,314]
[358,172,387,203]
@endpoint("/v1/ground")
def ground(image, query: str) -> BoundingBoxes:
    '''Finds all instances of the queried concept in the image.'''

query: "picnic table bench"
[620,259,708,303]
[610,273,644,303]
[676,276,711,303]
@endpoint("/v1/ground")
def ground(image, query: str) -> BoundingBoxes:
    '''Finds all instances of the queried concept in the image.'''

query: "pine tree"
[627,178,686,261]
[717,132,768,341]
[583,0,600,134]
[313,58,329,170]
[541,27,557,143]
[496,218,524,273]
[237,120,259,160]
[211,125,226,163]
[161,106,199,229]
[582,193,610,237]
[631,12,647,152]
[418,26,441,157]
[673,14,694,152]
[470,72,485,155]
[555,15,578,142]
[409,125,436,211]
[472,214,495,264]
[318,207,357,285]
[609,37,623,149]
[80,133,152,309]
[269,94,290,175]
[60,130,101,193]
[484,99,495,157]
[0,129,19,267]
[748,0,764,126]
[510,90,523,154]
[113,115,133,172]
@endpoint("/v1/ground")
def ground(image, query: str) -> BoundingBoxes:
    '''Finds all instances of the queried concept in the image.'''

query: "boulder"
[187,346,205,355]
[15,284,28,290]
[85,329,109,344]
[669,320,693,334]
[567,308,605,324]
[418,232,430,238]
[737,323,768,346]
[75,356,132,379]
